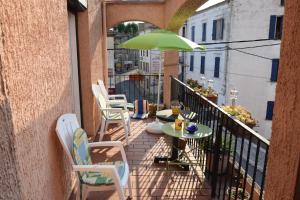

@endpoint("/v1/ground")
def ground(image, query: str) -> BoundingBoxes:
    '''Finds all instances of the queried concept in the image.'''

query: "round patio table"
[156,109,198,122]
[154,122,212,170]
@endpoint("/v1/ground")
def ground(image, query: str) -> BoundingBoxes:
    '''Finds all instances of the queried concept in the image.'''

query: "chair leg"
[127,175,132,198]
[116,184,126,200]
[99,119,106,141]
[82,185,88,200]
[124,123,129,145]
[127,118,131,136]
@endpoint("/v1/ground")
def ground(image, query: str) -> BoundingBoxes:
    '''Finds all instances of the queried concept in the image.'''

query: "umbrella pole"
[146,52,164,134]
[156,52,163,113]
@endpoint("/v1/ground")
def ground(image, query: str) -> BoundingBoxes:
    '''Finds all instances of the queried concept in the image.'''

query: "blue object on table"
[186,124,198,134]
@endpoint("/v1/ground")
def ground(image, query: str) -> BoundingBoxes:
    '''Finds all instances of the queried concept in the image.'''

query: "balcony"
[71,77,269,200]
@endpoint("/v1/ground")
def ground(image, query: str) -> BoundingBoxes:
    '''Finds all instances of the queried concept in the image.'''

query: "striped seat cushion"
[132,99,149,119]
[81,161,126,185]
[73,128,125,185]
[106,112,130,120]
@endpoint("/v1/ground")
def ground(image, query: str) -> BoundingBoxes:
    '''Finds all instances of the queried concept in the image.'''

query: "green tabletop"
[156,109,197,122]
[161,122,212,139]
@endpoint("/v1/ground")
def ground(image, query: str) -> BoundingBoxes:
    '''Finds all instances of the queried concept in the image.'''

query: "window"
[281,0,284,6]
[191,26,195,42]
[269,15,283,40]
[271,59,279,82]
[266,101,274,120]
[190,55,194,71]
[214,57,220,78]
[202,23,207,42]
[200,56,205,74]
[212,18,224,40]
[146,50,148,57]
[182,26,186,37]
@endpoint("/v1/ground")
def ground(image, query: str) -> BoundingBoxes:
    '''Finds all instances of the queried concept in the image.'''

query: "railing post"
[211,116,223,198]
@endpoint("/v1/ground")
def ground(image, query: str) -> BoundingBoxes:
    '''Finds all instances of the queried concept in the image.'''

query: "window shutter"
[212,20,217,40]
[269,15,277,39]
[214,57,220,78]
[266,101,274,120]
[191,26,195,42]
[190,55,194,71]
[220,18,224,40]
[202,23,206,42]
[271,59,279,82]
[200,56,205,74]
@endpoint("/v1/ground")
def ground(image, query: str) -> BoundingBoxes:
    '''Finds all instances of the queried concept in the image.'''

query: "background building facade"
[226,0,284,139]
[183,0,284,139]
[184,0,230,105]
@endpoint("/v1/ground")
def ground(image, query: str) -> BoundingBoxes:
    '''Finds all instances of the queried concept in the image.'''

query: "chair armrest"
[106,99,127,107]
[101,108,129,114]
[101,108,123,113]
[108,94,127,101]
[73,165,122,185]
[88,141,128,163]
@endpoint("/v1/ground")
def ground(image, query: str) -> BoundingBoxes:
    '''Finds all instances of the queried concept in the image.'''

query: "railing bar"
[235,129,246,199]
[222,120,234,200]
[241,134,253,199]
[259,145,268,200]
[250,140,261,199]
[217,114,226,198]
[228,124,239,200]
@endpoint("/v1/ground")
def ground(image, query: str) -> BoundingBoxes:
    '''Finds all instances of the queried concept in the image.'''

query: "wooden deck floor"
[70,118,212,200]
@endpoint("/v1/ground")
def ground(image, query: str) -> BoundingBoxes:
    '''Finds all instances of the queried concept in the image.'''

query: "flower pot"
[129,74,144,80]
[206,149,229,175]
[206,95,218,104]
[226,187,250,200]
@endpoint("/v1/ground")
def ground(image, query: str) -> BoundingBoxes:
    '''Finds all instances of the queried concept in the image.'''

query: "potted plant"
[222,106,257,128]
[226,187,250,200]
[205,137,232,175]
[129,70,144,80]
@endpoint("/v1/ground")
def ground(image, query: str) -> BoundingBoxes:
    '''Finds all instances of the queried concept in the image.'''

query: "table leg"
[154,137,189,170]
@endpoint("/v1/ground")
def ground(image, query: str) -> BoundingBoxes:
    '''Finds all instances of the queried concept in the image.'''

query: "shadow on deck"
[70,118,212,200]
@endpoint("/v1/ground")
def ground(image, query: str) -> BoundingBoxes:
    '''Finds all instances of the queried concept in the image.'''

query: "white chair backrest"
[92,84,109,110]
[56,113,80,165]
[98,80,109,100]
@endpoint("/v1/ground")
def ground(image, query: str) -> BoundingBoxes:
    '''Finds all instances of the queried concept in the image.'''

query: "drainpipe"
[223,0,233,105]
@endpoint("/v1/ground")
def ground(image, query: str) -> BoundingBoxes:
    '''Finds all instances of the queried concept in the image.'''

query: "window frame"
[190,55,194,72]
[200,56,205,74]
[214,57,220,78]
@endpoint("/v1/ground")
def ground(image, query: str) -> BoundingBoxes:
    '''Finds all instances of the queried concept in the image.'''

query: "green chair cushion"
[73,128,125,185]
[81,161,126,185]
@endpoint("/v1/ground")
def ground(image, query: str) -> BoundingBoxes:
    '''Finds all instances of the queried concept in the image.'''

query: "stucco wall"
[0,0,81,199]
[265,0,300,198]
[77,0,105,136]
[0,60,21,199]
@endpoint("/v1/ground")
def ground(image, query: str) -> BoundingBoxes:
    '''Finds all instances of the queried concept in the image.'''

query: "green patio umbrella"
[120,29,205,51]
[119,29,205,133]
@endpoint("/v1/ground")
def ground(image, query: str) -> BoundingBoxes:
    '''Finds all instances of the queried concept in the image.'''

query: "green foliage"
[117,23,125,33]
[124,23,139,36]
[116,23,139,37]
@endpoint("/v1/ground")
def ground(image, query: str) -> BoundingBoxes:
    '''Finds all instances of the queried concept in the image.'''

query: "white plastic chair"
[92,84,130,145]
[98,80,134,110]
[56,113,132,200]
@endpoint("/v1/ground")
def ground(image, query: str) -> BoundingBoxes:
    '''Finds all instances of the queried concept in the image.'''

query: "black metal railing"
[171,77,270,200]
[108,74,164,104]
